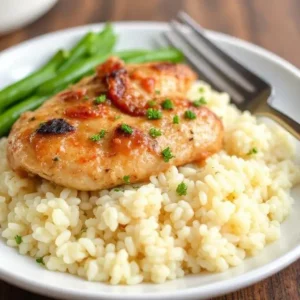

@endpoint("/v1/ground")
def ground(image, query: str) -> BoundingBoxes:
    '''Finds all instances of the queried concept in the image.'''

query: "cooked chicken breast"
[7,57,223,191]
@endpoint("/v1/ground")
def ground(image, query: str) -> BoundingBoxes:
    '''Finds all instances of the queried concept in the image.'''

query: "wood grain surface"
[0,0,299,299]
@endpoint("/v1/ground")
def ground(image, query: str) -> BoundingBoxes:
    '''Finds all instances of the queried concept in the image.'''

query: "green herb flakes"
[247,147,258,155]
[184,110,196,120]
[176,182,188,196]
[14,235,22,245]
[148,100,156,107]
[149,128,162,138]
[94,94,106,104]
[36,257,45,265]
[123,175,130,184]
[161,99,174,110]
[193,97,207,107]
[173,115,180,124]
[120,124,133,135]
[146,108,162,120]
[161,147,174,162]
[90,130,106,141]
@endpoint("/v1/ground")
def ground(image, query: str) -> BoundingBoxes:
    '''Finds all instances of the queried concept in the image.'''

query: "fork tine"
[164,32,244,103]
[178,11,268,90]
[170,20,252,99]
[164,32,223,93]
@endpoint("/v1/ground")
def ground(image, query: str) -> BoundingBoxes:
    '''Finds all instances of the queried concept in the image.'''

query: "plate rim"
[0,21,299,300]
[1,21,299,76]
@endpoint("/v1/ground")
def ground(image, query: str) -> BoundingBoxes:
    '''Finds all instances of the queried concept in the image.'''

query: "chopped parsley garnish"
[53,156,60,162]
[176,182,188,196]
[161,147,174,162]
[155,90,161,95]
[14,235,22,245]
[184,110,196,120]
[115,115,121,120]
[90,130,106,141]
[198,87,205,93]
[36,257,45,265]
[99,130,106,138]
[149,128,162,138]
[83,95,89,100]
[148,100,156,107]
[114,188,121,192]
[94,94,106,104]
[123,175,130,184]
[120,124,133,135]
[247,147,258,155]
[146,108,162,120]
[193,97,207,107]
[161,99,174,110]
[173,115,180,124]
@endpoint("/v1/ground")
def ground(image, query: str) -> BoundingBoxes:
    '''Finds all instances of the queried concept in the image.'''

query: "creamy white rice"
[0,82,299,284]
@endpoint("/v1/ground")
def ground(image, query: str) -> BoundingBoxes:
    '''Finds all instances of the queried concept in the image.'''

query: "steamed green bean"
[0,50,68,113]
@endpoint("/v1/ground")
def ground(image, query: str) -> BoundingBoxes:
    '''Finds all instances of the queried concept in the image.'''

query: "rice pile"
[0,82,299,285]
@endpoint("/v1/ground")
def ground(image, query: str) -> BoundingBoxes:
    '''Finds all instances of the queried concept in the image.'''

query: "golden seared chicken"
[7,57,223,191]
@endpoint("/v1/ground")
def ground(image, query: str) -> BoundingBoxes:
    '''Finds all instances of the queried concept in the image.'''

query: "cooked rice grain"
[0,82,299,284]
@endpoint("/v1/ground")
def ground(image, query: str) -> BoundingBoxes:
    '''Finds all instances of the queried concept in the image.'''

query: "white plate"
[0,22,299,300]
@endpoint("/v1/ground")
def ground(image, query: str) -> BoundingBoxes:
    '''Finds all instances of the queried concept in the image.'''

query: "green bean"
[114,49,150,60]
[0,95,48,136]
[89,24,117,56]
[37,53,110,95]
[58,32,97,72]
[0,50,68,113]
[124,48,184,63]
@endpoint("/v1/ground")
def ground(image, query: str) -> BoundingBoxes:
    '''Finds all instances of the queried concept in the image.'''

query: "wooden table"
[0,0,299,299]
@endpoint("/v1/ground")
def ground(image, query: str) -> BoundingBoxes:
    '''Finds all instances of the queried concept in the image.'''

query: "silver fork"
[164,11,300,140]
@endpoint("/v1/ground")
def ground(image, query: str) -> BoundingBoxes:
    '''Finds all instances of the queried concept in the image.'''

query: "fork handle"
[254,103,300,140]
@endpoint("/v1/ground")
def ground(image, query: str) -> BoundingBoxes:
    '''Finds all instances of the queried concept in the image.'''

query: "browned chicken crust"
[7,57,223,191]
